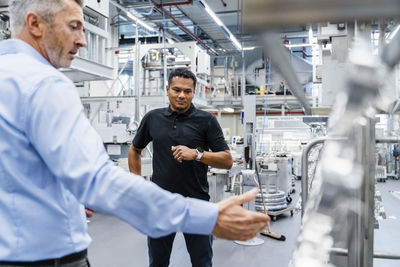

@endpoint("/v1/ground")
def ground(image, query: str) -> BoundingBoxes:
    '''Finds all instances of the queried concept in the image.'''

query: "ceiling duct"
[177,1,239,53]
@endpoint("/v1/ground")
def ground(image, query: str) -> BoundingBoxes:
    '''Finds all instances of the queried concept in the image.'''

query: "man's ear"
[166,85,169,94]
[25,11,46,38]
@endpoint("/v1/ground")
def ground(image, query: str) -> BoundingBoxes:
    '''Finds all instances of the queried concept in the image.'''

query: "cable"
[141,0,154,16]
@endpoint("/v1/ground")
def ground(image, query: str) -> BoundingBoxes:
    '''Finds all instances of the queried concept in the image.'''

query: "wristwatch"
[195,147,204,161]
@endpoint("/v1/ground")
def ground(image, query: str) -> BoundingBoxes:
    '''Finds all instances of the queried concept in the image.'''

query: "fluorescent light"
[126,12,136,21]
[223,107,234,112]
[308,27,313,43]
[110,1,156,33]
[137,18,157,32]
[230,34,242,50]
[284,43,313,48]
[204,5,223,26]
[201,1,242,51]
[388,24,400,41]
[242,46,255,51]
[126,10,156,32]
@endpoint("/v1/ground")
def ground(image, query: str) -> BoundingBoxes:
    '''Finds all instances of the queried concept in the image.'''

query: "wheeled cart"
[266,205,295,221]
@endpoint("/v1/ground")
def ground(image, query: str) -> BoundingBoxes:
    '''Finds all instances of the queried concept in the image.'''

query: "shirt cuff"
[183,198,219,235]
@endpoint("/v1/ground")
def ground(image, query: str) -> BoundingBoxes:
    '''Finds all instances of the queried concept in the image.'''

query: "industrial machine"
[256,155,295,221]
[135,41,210,104]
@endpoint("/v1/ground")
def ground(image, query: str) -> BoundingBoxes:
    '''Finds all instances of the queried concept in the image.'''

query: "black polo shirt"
[133,104,229,200]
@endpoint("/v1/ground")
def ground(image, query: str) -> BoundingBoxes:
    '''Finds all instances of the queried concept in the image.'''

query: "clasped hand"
[171,145,197,163]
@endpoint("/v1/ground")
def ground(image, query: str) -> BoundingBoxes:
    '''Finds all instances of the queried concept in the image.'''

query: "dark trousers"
[148,233,213,267]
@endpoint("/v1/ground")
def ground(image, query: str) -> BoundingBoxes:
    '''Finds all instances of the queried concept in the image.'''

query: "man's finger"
[233,188,259,205]
[85,208,94,218]
[171,146,176,152]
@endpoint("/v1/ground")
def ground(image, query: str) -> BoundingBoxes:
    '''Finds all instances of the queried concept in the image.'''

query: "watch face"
[197,147,204,153]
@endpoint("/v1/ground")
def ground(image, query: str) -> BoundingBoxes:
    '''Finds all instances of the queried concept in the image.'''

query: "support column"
[134,22,141,123]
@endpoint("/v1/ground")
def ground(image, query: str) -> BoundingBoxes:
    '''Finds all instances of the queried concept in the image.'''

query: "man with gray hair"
[0,0,270,266]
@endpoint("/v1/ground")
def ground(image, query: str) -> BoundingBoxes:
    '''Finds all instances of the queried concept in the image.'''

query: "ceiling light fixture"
[284,43,313,48]
[308,27,314,43]
[201,1,242,51]
[242,46,256,51]
[126,12,157,32]
[204,5,223,26]
[110,0,157,33]
[387,24,400,41]
[230,34,242,51]
[223,107,234,112]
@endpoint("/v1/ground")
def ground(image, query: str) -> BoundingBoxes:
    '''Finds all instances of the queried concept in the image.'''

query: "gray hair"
[9,0,84,35]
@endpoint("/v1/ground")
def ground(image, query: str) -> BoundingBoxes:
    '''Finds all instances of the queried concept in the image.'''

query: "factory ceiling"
[115,0,246,55]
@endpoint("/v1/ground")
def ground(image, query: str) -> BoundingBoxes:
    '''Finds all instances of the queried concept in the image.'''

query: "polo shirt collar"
[0,39,53,67]
[163,104,196,117]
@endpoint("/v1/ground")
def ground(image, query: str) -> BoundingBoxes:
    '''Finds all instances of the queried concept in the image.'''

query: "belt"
[0,249,87,266]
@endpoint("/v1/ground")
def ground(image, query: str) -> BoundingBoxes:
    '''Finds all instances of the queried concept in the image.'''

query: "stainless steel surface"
[365,119,376,267]
[381,24,400,70]
[207,169,228,203]
[292,33,390,266]
[348,119,375,267]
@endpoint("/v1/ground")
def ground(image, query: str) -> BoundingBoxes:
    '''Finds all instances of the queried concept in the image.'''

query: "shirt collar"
[0,39,53,67]
[163,103,196,117]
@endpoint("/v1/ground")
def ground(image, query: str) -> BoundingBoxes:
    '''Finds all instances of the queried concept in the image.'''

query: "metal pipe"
[376,137,400,143]
[151,0,218,56]
[157,0,193,6]
[241,45,245,103]
[381,23,400,70]
[301,137,348,217]
[162,28,167,105]
[330,247,400,260]
[261,32,311,114]
[301,137,326,217]
[373,252,400,260]
[134,21,141,123]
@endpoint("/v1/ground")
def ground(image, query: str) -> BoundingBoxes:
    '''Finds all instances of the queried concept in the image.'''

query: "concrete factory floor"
[87,179,400,267]
[88,181,302,267]
[374,179,400,267]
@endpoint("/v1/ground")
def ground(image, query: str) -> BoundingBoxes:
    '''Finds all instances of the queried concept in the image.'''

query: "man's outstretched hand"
[212,188,270,241]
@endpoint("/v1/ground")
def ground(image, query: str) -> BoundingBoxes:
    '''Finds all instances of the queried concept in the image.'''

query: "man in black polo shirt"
[129,68,233,267]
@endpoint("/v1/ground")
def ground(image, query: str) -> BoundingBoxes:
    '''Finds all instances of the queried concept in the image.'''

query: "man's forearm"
[201,150,233,169]
[128,145,142,175]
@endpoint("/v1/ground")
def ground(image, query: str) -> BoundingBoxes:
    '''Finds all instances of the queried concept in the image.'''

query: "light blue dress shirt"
[0,39,218,261]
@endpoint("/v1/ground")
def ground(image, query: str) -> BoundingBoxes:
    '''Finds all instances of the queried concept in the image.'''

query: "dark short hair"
[168,68,197,88]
